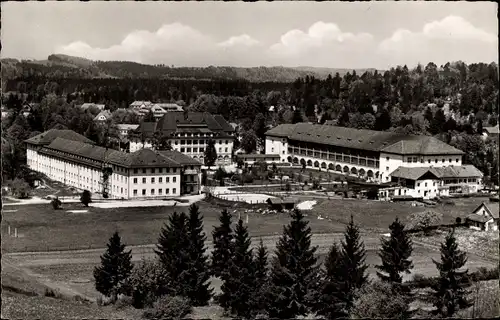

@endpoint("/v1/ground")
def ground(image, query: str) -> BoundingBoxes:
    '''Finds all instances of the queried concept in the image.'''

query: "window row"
[133,177,177,184]
[133,167,177,174]
[133,188,177,196]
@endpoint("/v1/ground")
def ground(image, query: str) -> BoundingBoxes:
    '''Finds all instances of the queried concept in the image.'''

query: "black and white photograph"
[1,1,499,319]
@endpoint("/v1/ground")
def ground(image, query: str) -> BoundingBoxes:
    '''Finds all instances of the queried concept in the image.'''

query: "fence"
[209,192,269,204]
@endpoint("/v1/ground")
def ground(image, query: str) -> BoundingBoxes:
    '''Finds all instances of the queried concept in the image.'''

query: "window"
[413,157,418,162]
[142,189,146,195]
[225,140,228,144]
[435,159,438,163]
[225,148,228,152]
[166,188,170,194]
[433,182,436,186]
[219,140,222,144]
[166,177,170,183]
[456,159,459,163]
[408,157,412,163]
[159,168,163,173]
[181,140,185,144]
[159,177,163,183]
[386,157,389,161]
[187,148,191,152]
[151,177,155,183]
[142,178,146,183]
[425,182,427,187]
[173,168,177,173]
[134,168,138,174]
[417,183,420,187]
[133,190,137,195]
[133,178,138,184]
[151,168,155,174]
[159,189,163,195]
[181,148,185,152]
[282,151,285,154]
[121,187,123,193]
[166,168,170,173]
[386,166,389,171]
[200,148,204,152]
[219,148,222,153]
[442,159,445,163]
[193,148,198,153]
[428,159,431,163]
[173,188,177,194]
[271,147,274,152]
[449,159,452,163]
[173,177,177,182]
[151,189,155,195]
[175,141,178,145]
[143,168,147,174]
[193,140,198,145]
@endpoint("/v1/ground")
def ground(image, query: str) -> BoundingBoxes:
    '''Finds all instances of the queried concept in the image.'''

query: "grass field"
[3,197,496,252]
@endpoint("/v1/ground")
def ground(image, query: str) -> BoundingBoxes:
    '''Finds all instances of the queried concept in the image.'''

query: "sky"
[2,1,498,69]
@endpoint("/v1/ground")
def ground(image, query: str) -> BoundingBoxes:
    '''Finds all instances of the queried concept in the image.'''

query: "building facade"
[26,130,202,199]
[129,112,235,165]
[265,123,483,199]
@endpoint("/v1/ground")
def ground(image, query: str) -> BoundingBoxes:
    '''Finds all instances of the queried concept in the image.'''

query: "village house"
[80,103,106,111]
[465,202,499,231]
[482,125,499,143]
[93,110,112,123]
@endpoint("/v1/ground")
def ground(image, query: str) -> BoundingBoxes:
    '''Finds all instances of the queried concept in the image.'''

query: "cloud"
[56,16,496,69]
[218,34,260,48]
[378,15,497,67]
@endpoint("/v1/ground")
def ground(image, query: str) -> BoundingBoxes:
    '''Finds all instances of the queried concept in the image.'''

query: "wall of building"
[128,167,181,198]
[265,136,288,162]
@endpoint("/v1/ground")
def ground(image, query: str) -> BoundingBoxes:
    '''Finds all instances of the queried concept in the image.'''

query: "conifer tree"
[204,139,217,169]
[211,209,234,278]
[220,219,255,318]
[337,215,368,313]
[432,229,472,318]
[185,204,212,306]
[268,209,319,319]
[155,211,191,297]
[315,243,347,319]
[376,217,413,283]
[251,238,270,315]
[93,231,133,299]
[292,107,303,124]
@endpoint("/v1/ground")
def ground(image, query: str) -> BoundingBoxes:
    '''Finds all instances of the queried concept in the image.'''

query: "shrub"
[407,211,443,235]
[125,259,167,308]
[51,197,62,210]
[284,182,291,191]
[115,294,134,310]
[242,173,254,183]
[11,178,31,199]
[143,295,192,320]
[44,288,62,298]
[80,190,92,207]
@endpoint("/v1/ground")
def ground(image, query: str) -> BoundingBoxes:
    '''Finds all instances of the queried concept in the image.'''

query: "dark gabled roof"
[430,165,484,178]
[135,112,234,138]
[390,165,484,181]
[265,123,464,155]
[158,150,203,166]
[472,202,499,219]
[390,167,440,181]
[25,129,94,146]
[265,124,297,138]
[40,138,200,169]
[465,213,493,223]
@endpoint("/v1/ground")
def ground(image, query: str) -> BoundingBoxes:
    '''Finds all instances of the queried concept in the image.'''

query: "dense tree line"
[2,60,498,185]
[94,204,481,319]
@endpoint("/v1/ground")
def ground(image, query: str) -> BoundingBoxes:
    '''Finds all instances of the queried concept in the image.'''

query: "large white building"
[265,123,483,199]
[129,112,235,165]
[25,129,202,199]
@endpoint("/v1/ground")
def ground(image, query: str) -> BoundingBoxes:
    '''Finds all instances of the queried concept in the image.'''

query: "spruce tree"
[292,107,303,124]
[376,217,413,283]
[93,231,133,299]
[315,243,347,319]
[185,204,212,306]
[337,215,368,313]
[251,238,270,316]
[220,219,255,318]
[432,229,472,318]
[211,209,234,278]
[268,209,320,319]
[155,211,191,297]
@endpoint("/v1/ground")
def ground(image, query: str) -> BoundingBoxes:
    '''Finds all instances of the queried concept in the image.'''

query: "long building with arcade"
[265,123,484,199]
[25,129,202,199]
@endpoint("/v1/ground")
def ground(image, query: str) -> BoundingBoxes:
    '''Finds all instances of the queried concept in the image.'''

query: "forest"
[1,60,499,187]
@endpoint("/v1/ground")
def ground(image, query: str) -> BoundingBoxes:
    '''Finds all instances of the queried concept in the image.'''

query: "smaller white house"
[465,202,499,231]
[130,101,153,109]
[94,110,112,123]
